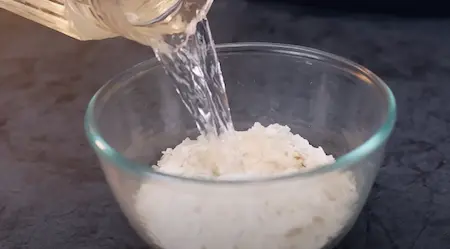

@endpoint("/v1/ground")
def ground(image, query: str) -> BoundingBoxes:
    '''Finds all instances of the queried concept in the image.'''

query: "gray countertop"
[1,0,449,248]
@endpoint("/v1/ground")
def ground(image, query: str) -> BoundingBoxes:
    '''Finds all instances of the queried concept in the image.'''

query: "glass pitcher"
[0,0,212,46]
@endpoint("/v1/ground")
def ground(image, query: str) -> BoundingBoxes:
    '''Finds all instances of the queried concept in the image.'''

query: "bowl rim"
[85,42,397,185]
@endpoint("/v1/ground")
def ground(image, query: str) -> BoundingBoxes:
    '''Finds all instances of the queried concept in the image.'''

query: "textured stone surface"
[1,0,450,248]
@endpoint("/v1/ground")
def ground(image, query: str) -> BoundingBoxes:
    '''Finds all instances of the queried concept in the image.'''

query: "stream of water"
[154,18,234,136]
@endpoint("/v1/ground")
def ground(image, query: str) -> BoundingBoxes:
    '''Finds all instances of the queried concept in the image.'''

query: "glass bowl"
[85,43,396,249]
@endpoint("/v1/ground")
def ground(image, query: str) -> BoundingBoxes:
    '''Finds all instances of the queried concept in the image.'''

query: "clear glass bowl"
[85,43,396,249]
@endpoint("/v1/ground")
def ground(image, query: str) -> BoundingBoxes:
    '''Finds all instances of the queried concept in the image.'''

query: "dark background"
[0,0,449,248]
[248,0,450,17]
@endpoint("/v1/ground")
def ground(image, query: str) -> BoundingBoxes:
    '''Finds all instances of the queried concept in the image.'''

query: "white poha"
[134,123,358,249]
